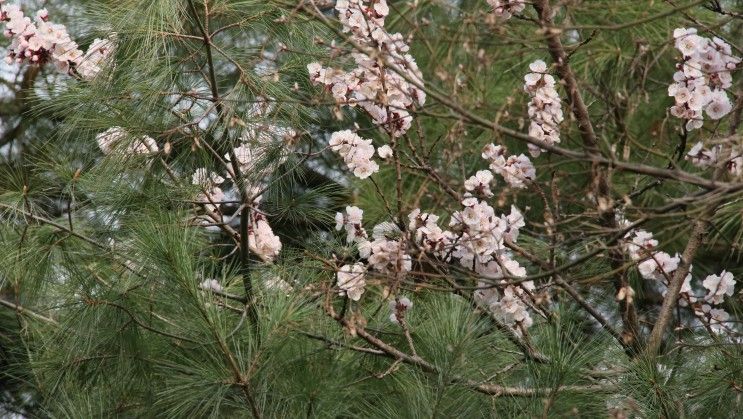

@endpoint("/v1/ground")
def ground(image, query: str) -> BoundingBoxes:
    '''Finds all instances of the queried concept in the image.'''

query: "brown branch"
[643,213,710,357]
[534,0,641,353]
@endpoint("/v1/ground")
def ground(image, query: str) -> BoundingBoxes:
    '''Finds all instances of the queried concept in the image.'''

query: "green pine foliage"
[1,0,743,417]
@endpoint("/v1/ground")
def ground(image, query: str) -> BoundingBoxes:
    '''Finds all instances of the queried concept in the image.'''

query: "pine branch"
[0,298,58,325]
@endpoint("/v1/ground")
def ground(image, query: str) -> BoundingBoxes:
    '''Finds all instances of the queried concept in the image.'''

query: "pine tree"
[1,0,742,417]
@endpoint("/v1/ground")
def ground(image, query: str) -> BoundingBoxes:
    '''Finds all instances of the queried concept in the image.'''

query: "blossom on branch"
[702,270,735,305]
[1,2,114,79]
[482,143,535,188]
[96,127,159,155]
[329,130,380,179]
[307,0,425,138]
[337,262,366,301]
[487,0,525,20]
[192,168,225,213]
[523,60,563,157]
[668,28,740,130]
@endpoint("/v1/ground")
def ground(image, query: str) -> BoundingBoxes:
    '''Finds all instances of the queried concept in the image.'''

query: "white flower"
[95,127,158,155]
[336,205,368,244]
[464,170,494,197]
[388,296,413,324]
[668,27,740,130]
[308,1,424,137]
[482,144,536,189]
[638,251,680,281]
[377,145,393,159]
[192,168,224,187]
[337,263,366,301]
[192,168,226,212]
[225,143,255,175]
[686,141,719,168]
[702,270,735,304]
[96,127,126,154]
[695,304,730,334]
[705,94,732,119]
[200,279,223,293]
[248,215,282,262]
[0,4,114,78]
[368,237,411,274]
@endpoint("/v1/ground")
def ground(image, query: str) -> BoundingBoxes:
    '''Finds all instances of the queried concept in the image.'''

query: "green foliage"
[1,0,743,417]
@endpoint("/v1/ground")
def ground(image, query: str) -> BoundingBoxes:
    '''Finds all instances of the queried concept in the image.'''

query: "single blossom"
[388,296,413,324]
[337,263,366,301]
[702,270,735,304]
[464,170,494,198]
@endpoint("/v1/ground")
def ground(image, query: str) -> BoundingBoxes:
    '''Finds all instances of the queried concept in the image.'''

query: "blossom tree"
[1,0,742,417]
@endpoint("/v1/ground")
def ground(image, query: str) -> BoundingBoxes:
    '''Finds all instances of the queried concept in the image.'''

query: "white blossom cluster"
[96,127,159,155]
[622,223,736,334]
[701,270,735,305]
[668,28,740,130]
[524,60,563,157]
[333,194,535,332]
[194,141,283,263]
[486,0,525,20]
[685,141,743,177]
[192,168,225,213]
[408,208,452,257]
[0,2,114,79]
[367,221,412,274]
[329,130,380,179]
[448,197,534,331]
[479,280,535,329]
[307,0,425,138]
[449,198,525,272]
[622,228,680,282]
[482,143,536,188]
[225,143,256,178]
